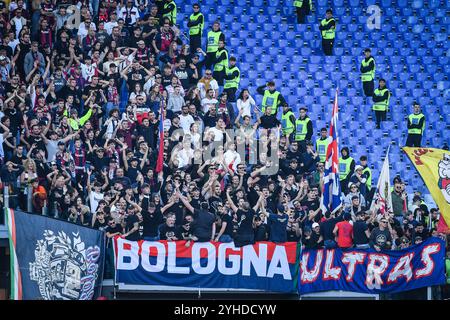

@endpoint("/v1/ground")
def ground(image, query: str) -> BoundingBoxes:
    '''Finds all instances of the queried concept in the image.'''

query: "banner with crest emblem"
[403,147,450,226]
[5,208,106,300]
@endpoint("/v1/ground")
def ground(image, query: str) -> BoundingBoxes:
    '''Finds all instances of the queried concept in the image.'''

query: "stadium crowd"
[0,0,447,282]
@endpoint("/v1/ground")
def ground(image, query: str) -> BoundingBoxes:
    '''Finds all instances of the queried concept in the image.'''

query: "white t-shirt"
[207,127,224,142]
[224,150,241,171]
[77,22,97,41]
[89,191,104,214]
[197,80,219,100]
[80,63,98,82]
[179,114,195,134]
[177,148,194,168]
[201,97,218,113]
[237,96,257,118]
[104,21,118,35]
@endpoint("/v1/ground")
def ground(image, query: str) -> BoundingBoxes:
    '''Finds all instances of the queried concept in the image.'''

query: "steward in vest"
[205,21,225,70]
[294,107,313,143]
[256,81,286,117]
[187,3,204,53]
[319,9,336,56]
[281,104,296,139]
[372,78,390,129]
[360,48,376,97]
[212,40,228,86]
[406,102,425,147]
[339,147,355,195]
[315,127,331,162]
[359,155,373,203]
[162,0,177,25]
[294,0,312,24]
[223,56,240,102]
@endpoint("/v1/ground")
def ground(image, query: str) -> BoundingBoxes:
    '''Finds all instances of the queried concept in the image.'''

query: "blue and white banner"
[299,237,446,294]
[113,239,301,293]
[6,209,106,300]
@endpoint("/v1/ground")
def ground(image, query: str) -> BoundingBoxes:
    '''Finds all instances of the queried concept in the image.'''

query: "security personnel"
[406,102,425,147]
[187,3,204,53]
[213,40,228,86]
[281,104,296,140]
[205,21,225,70]
[315,127,331,162]
[319,9,336,56]
[372,78,390,129]
[294,0,312,24]
[359,155,373,203]
[339,147,355,194]
[294,107,313,152]
[256,81,286,116]
[360,48,376,97]
[223,56,240,102]
[162,0,177,25]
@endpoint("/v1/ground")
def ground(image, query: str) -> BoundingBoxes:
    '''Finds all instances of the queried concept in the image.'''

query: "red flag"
[437,217,450,234]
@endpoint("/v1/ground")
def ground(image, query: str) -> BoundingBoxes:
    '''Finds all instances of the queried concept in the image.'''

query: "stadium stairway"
[177,0,450,202]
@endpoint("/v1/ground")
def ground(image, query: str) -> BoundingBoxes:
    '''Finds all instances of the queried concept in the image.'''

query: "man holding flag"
[320,90,343,214]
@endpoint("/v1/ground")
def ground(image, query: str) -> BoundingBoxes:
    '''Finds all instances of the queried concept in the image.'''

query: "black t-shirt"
[174,67,193,90]
[208,195,222,214]
[158,223,180,240]
[320,217,340,241]
[141,209,164,237]
[235,209,255,237]
[286,225,301,242]
[176,225,192,240]
[124,214,140,241]
[192,209,215,241]
[353,220,369,245]
[254,224,268,241]
[127,69,146,89]
[219,213,234,236]
[93,219,108,231]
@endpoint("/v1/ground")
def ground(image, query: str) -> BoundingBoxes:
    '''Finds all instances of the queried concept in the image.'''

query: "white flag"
[370,147,392,214]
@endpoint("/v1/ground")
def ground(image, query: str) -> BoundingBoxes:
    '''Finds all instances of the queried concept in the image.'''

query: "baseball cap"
[312,222,320,229]
[355,165,363,171]
[0,55,6,61]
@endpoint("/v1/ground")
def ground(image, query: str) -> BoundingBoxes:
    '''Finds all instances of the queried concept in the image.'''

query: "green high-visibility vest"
[261,90,280,115]
[361,57,376,82]
[294,0,312,7]
[338,157,354,181]
[214,48,228,72]
[362,166,372,190]
[316,137,330,162]
[320,18,336,40]
[224,66,240,89]
[189,13,204,36]
[163,1,177,24]
[207,30,222,53]
[372,88,390,111]
[408,113,425,135]
[294,118,311,141]
[281,111,295,135]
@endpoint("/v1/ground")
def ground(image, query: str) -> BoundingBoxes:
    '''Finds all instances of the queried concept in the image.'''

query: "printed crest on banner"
[29,230,100,300]
[438,154,450,203]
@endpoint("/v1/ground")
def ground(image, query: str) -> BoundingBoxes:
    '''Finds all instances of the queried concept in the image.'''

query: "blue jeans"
[144,235,160,241]
[324,240,337,249]
[218,234,233,243]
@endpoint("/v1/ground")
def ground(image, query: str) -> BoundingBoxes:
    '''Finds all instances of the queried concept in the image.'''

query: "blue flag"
[6,208,106,300]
